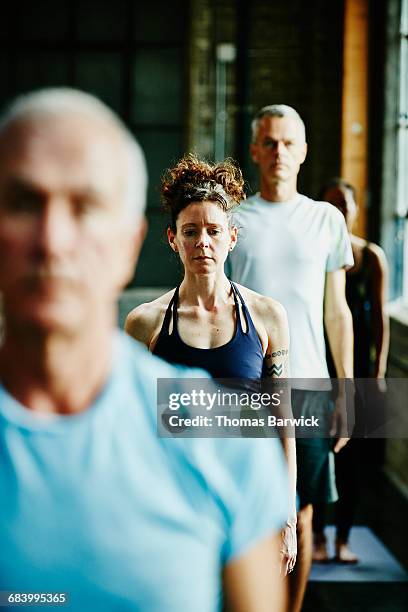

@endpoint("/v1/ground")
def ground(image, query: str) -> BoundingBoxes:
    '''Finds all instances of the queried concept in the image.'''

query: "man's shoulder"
[116,331,210,397]
[189,435,286,480]
[113,332,212,432]
[116,331,210,382]
[235,194,262,215]
[300,194,344,220]
[297,195,348,235]
[243,194,261,205]
[163,426,287,502]
[238,193,340,217]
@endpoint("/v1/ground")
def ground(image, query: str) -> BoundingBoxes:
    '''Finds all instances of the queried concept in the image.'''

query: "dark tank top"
[346,246,372,377]
[326,245,372,377]
[153,282,264,379]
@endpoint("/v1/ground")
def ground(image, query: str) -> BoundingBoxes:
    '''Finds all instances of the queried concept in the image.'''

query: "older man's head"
[0,88,147,336]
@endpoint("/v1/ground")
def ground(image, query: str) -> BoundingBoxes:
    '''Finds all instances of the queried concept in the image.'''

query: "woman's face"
[167,200,238,275]
[323,185,357,232]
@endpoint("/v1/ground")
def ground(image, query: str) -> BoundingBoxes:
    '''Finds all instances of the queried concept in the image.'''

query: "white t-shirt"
[229,193,353,379]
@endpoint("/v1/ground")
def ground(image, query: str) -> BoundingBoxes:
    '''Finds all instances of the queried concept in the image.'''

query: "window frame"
[398,0,408,305]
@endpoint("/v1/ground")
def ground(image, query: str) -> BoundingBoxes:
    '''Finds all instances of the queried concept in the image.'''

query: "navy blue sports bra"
[153,282,264,379]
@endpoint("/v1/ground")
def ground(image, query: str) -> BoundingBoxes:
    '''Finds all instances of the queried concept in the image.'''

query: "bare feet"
[312,533,329,563]
[335,540,358,564]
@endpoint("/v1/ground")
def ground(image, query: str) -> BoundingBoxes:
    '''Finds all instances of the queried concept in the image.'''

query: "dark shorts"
[292,389,337,508]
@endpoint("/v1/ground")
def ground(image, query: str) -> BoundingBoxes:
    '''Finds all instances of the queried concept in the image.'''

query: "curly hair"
[161,154,245,231]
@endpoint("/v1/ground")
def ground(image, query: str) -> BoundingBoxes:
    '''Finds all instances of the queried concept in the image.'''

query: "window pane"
[400,0,408,305]
[76,0,127,42]
[14,53,70,93]
[0,56,10,104]
[135,128,184,207]
[131,49,183,126]
[134,2,185,43]
[75,53,122,114]
[15,0,71,41]
[404,220,408,301]
[397,0,408,217]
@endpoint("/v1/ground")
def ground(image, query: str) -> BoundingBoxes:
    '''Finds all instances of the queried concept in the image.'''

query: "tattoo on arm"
[266,349,289,359]
[264,348,288,377]
[265,362,283,377]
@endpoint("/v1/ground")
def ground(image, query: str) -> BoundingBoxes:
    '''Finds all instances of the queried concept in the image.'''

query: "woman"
[313,178,389,563]
[125,154,297,574]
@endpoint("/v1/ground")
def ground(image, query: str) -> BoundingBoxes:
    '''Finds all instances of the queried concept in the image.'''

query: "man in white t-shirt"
[229,104,354,612]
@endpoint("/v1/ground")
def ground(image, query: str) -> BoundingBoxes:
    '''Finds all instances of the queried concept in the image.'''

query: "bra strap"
[170,285,180,335]
[230,281,249,332]
[161,286,179,336]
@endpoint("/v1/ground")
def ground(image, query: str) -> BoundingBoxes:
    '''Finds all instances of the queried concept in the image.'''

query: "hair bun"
[161,154,245,218]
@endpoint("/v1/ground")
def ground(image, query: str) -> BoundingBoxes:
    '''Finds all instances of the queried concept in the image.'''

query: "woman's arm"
[368,244,390,378]
[257,297,297,575]
[324,268,354,451]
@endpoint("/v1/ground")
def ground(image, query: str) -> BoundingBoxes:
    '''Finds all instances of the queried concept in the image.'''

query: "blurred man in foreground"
[0,89,289,612]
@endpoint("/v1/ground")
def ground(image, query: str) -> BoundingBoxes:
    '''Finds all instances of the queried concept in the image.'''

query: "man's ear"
[167,227,178,252]
[249,143,259,164]
[299,142,308,165]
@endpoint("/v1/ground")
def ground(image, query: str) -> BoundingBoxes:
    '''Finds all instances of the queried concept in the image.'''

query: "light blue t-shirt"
[229,193,354,379]
[0,332,288,612]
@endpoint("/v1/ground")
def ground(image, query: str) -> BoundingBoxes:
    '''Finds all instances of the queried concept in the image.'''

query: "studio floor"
[303,458,408,612]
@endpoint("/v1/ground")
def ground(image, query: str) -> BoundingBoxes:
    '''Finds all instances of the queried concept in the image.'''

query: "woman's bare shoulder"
[125,289,176,346]
[366,241,388,268]
[352,236,387,265]
[233,283,288,322]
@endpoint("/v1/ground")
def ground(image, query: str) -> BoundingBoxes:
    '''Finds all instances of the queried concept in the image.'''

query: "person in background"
[0,88,289,612]
[312,177,390,563]
[228,104,354,612]
[126,154,297,576]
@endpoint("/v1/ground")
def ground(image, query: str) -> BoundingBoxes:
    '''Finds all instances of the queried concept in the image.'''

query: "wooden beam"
[341,0,369,238]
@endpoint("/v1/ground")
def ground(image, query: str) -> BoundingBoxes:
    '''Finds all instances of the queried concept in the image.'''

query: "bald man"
[0,89,289,612]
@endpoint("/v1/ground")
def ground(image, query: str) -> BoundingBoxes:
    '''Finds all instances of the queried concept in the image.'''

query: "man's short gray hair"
[251,104,306,143]
[0,87,147,222]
